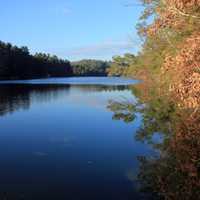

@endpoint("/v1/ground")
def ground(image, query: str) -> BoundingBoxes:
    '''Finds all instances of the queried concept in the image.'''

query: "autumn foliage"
[142,0,200,108]
[107,1,200,199]
[136,1,200,198]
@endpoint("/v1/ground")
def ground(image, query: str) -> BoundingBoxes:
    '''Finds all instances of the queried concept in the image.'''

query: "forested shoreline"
[109,0,200,110]
[0,41,110,80]
[71,60,110,77]
[107,1,200,198]
[1,1,200,198]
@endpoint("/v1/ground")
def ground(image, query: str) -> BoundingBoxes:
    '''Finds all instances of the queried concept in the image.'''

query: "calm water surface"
[0,77,155,200]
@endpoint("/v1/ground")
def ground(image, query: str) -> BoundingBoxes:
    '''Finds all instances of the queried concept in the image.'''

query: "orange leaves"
[162,33,200,108]
[167,0,200,10]
[146,0,200,36]
[136,2,200,198]
[138,1,200,109]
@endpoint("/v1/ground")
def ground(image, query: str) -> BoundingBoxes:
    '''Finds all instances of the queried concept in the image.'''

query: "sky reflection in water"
[0,78,154,200]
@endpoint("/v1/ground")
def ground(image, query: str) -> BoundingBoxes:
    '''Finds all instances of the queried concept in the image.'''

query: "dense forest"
[108,0,200,110]
[0,41,73,79]
[107,0,200,199]
[108,0,200,116]
[71,59,111,76]
[0,41,110,80]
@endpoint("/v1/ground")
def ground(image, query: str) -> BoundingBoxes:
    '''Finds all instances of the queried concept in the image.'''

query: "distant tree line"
[0,41,73,80]
[0,41,110,80]
[71,59,111,76]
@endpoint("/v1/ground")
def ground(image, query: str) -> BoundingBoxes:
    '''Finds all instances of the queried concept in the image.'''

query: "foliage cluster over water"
[108,0,200,109]
[108,0,200,199]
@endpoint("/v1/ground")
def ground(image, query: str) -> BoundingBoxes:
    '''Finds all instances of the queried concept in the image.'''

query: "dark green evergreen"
[0,41,110,80]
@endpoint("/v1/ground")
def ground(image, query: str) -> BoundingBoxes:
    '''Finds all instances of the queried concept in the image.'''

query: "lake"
[0,77,155,200]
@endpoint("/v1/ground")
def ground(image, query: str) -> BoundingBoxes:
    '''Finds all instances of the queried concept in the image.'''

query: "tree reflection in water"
[0,84,70,116]
[107,85,200,200]
[0,84,128,117]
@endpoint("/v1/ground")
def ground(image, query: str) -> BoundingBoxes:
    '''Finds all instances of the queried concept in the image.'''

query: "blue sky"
[0,0,143,61]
